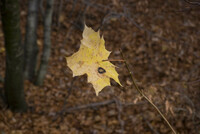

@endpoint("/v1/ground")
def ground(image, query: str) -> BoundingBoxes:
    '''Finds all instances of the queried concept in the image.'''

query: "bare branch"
[184,0,200,6]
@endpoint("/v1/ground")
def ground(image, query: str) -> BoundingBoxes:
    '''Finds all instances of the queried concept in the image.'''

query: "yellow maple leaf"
[66,25,122,95]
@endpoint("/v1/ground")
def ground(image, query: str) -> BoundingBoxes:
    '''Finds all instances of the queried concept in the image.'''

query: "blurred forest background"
[0,0,200,133]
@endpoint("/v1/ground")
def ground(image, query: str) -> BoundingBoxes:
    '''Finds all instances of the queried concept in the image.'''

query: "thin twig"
[65,99,115,113]
[119,49,177,134]
[62,77,77,109]
[184,0,200,6]
[53,77,77,121]
[123,7,172,43]
[114,97,124,134]
[58,99,144,114]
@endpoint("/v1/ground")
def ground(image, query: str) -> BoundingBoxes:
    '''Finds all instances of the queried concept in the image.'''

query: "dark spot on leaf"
[98,67,106,74]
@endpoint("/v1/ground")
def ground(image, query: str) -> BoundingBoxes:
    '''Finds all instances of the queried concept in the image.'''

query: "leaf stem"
[119,49,177,134]
[102,59,125,62]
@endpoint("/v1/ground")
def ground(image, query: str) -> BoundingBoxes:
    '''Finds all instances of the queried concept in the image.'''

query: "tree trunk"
[24,0,39,81]
[0,0,27,112]
[35,0,54,85]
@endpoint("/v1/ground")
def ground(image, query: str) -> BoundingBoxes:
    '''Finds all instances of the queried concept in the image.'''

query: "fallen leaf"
[66,24,122,95]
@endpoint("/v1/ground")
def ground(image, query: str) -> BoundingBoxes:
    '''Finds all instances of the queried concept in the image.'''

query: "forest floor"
[0,0,200,134]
